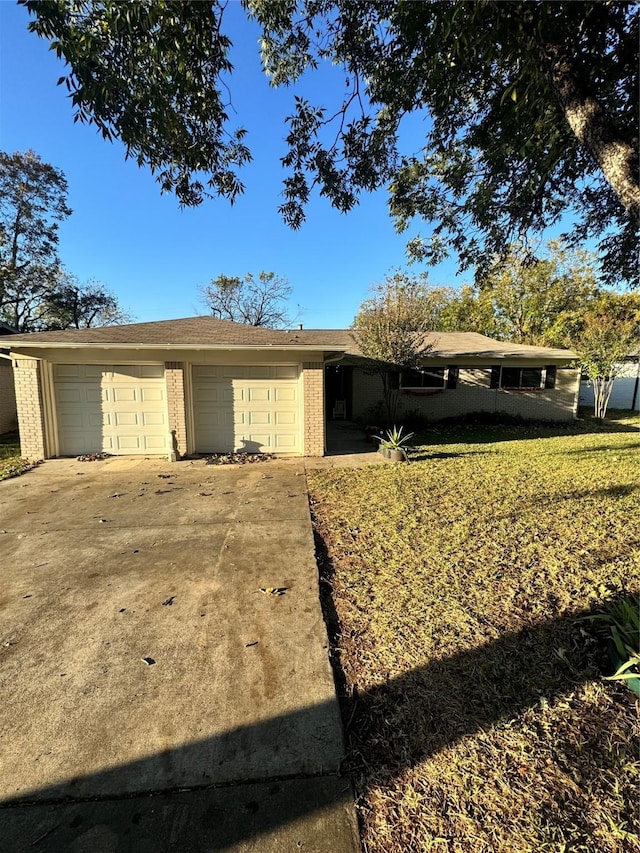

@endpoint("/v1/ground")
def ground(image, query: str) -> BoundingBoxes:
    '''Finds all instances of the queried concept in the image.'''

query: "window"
[544,366,557,389]
[492,366,544,390]
[400,367,446,389]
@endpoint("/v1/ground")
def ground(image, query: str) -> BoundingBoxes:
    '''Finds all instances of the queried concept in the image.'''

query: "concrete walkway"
[306,421,387,470]
[0,457,360,852]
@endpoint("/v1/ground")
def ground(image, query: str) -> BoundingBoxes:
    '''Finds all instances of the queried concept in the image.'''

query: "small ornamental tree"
[352,274,434,425]
[574,294,640,420]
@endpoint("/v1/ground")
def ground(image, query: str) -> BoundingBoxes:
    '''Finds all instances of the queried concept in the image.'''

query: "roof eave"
[8,342,350,352]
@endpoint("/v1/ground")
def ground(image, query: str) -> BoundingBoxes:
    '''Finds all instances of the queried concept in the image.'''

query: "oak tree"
[21,1,639,285]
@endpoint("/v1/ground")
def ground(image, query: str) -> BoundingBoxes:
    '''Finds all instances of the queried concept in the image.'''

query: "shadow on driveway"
[1,601,637,851]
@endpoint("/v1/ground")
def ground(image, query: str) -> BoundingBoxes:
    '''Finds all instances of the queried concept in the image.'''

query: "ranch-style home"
[7,316,579,460]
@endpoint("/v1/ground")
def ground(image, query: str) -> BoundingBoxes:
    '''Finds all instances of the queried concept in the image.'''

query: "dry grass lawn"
[0,432,37,481]
[308,415,640,853]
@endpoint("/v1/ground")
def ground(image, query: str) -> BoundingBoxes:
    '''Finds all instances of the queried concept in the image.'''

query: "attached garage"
[53,364,170,456]
[192,364,302,454]
[7,317,350,460]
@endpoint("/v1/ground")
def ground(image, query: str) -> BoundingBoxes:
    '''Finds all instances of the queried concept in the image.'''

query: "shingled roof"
[8,316,575,359]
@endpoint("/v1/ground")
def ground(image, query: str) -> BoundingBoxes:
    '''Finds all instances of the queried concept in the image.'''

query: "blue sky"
[0,1,464,329]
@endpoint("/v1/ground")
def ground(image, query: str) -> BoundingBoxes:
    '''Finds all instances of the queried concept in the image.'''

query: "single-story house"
[0,320,18,435]
[579,351,640,412]
[7,316,579,459]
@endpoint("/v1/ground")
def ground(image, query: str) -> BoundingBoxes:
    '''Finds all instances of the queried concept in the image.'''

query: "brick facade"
[303,361,325,456]
[13,358,47,459]
[0,361,17,434]
[165,362,188,458]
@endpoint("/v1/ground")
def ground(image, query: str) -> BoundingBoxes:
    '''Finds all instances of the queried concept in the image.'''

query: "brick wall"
[165,362,188,457]
[0,361,17,434]
[13,358,47,459]
[303,362,325,456]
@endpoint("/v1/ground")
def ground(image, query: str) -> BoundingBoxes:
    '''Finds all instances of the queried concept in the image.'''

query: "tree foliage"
[412,242,600,345]
[352,273,433,424]
[0,149,130,332]
[41,275,132,330]
[0,266,132,333]
[199,271,295,328]
[21,1,639,286]
[0,149,72,320]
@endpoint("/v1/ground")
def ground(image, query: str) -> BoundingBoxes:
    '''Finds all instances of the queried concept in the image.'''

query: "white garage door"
[193,364,301,454]
[54,364,169,456]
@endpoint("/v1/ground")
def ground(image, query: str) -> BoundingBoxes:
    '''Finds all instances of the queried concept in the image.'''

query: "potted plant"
[380,425,414,462]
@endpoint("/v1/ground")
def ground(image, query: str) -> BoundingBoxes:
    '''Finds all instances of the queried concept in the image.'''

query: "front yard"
[308,415,640,853]
[0,432,35,481]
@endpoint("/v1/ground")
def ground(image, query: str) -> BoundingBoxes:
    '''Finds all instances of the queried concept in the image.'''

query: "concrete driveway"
[0,457,358,852]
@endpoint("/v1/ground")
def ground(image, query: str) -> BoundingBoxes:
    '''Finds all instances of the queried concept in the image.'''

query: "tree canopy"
[352,273,434,423]
[21,0,639,286]
[0,149,130,332]
[0,149,71,321]
[42,275,132,330]
[199,271,295,328]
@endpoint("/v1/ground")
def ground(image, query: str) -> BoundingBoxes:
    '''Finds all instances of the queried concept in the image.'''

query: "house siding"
[303,361,325,456]
[352,365,579,423]
[0,361,17,434]
[13,358,47,459]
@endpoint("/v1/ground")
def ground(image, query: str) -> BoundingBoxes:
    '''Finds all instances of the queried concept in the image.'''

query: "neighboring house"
[579,351,640,412]
[7,317,578,459]
[0,321,18,435]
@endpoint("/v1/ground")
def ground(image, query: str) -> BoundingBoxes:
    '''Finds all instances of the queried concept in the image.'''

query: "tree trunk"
[540,44,640,221]
[593,375,615,421]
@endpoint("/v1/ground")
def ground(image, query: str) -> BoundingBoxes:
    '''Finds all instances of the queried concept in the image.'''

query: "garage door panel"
[248,387,270,402]
[245,366,271,379]
[193,365,302,454]
[110,387,137,403]
[58,412,86,429]
[55,365,81,379]
[275,365,298,380]
[140,365,164,379]
[195,409,234,427]
[114,412,138,427]
[140,387,165,403]
[142,411,165,426]
[83,365,104,379]
[242,433,273,449]
[275,387,297,402]
[56,386,84,404]
[54,364,169,456]
[274,433,298,449]
[194,387,221,403]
